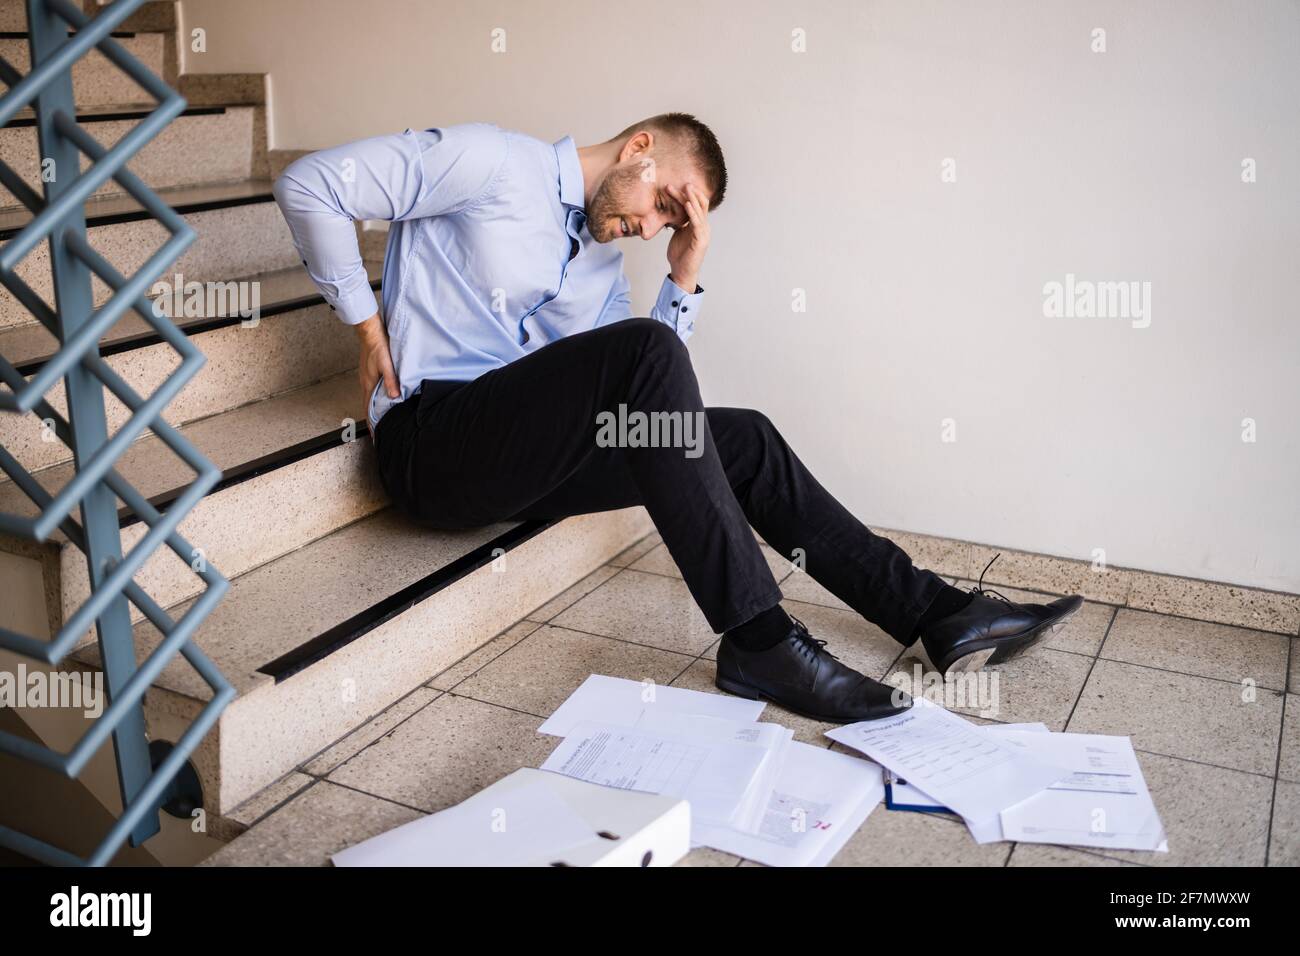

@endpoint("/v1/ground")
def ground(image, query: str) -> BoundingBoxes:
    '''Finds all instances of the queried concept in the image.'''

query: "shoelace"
[969,552,1016,605]
[789,616,836,662]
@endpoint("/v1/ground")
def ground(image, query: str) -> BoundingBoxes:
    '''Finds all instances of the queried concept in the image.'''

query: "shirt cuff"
[654,273,704,337]
[331,281,381,326]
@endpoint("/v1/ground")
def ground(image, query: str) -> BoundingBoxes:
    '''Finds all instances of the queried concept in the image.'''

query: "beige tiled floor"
[218,535,1299,868]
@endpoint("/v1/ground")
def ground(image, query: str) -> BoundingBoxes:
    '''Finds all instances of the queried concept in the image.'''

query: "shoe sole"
[714,674,909,724]
[939,597,1083,676]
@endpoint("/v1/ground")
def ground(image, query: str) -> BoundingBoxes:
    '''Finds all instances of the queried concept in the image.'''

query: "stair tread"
[0,371,362,522]
[73,508,518,699]
[0,177,275,237]
[0,259,382,371]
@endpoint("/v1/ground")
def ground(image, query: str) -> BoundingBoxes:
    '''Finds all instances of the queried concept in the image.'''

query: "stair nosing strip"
[256,519,557,684]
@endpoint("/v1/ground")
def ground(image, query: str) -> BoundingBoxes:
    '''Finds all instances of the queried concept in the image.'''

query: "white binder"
[331,768,691,867]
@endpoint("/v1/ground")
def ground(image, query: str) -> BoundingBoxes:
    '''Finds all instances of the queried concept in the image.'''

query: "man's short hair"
[613,112,727,210]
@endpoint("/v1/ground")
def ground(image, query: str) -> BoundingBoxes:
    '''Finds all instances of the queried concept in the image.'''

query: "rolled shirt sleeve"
[272,124,510,326]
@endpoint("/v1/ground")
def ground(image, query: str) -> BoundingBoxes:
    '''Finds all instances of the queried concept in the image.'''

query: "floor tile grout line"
[442,688,552,723]
[318,685,560,768]
[1061,605,1120,732]
[426,560,650,692]
[291,680,446,775]
[310,776,437,818]
[1080,605,1293,690]
[527,563,630,624]
[523,617,719,661]
[606,533,662,571]
[1264,687,1290,866]
[234,775,319,831]
[426,619,547,693]
[1089,653,1290,695]
[540,562,639,622]
[296,685,448,780]
[1130,745,1277,781]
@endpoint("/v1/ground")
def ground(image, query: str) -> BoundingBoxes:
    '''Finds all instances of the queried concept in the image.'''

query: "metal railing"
[0,0,231,866]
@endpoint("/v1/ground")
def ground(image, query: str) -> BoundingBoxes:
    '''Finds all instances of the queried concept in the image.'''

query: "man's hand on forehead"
[666,182,707,228]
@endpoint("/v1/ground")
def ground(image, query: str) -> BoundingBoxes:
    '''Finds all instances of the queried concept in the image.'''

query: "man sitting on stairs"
[272,113,1082,723]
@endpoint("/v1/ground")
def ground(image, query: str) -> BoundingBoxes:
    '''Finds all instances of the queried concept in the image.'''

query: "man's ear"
[619,130,654,163]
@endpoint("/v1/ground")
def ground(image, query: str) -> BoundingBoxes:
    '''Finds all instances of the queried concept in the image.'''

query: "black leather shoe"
[716,617,910,723]
[921,588,1083,676]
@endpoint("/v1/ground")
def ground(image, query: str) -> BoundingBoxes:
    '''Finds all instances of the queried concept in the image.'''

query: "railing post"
[24,0,158,847]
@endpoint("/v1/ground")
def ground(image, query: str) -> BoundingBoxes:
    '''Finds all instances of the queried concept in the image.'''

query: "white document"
[541,719,768,827]
[634,709,793,834]
[970,731,1168,851]
[539,674,765,737]
[695,742,885,867]
[886,722,1051,811]
[332,778,596,867]
[825,701,1070,823]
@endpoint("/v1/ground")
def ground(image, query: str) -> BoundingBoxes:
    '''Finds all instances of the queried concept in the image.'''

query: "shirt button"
[671,301,679,308]
[681,306,688,313]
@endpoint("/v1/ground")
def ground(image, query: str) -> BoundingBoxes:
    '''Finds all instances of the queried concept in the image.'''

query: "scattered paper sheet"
[694,741,885,866]
[332,779,594,867]
[541,719,768,828]
[634,709,793,834]
[976,731,1168,851]
[825,701,1071,823]
[886,722,1051,812]
[539,674,765,737]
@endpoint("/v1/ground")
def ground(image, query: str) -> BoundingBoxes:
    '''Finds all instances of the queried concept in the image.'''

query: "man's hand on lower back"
[355,313,400,416]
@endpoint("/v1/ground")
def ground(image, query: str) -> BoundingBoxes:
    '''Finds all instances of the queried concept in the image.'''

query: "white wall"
[180,0,1300,593]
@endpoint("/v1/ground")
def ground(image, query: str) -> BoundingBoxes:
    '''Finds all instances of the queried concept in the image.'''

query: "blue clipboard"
[883,773,956,815]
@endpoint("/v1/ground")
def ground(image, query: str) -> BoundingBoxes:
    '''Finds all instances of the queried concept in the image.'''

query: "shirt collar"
[553,135,586,210]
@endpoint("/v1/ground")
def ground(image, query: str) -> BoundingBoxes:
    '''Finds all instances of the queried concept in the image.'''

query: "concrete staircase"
[0,0,649,850]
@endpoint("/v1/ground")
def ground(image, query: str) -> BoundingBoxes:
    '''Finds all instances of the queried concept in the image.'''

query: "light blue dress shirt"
[272,122,705,428]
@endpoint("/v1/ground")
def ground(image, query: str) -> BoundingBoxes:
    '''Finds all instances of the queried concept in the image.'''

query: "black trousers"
[374,317,946,644]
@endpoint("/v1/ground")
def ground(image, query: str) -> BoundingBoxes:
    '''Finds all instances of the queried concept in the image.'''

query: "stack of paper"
[539,675,885,866]
[827,699,1168,852]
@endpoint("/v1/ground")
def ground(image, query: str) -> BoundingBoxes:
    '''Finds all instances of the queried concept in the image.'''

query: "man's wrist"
[669,272,701,294]
[354,313,385,343]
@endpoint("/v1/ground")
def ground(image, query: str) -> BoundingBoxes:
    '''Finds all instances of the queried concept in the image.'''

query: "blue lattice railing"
[0,0,231,866]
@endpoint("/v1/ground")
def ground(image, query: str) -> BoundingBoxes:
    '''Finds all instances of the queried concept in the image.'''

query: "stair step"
[0,371,385,640]
[0,106,255,209]
[2,259,379,373]
[76,1,176,34]
[178,73,265,107]
[0,259,381,475]
[0,2,176,36]
[1,179,298,333]
[0,175,276,239]
[0,33,168,107]
[69,503,653,814]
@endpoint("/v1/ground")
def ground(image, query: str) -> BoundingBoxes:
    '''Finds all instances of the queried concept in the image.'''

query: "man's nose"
[639,216,663,240]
